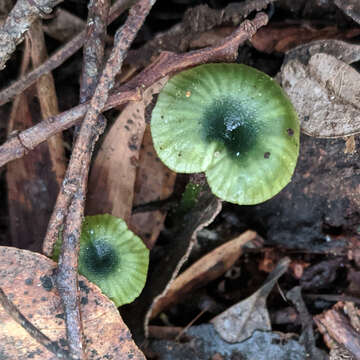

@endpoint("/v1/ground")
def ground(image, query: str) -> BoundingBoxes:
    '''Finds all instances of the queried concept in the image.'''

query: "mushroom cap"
[53,214,149,307]
[151,63,300,205]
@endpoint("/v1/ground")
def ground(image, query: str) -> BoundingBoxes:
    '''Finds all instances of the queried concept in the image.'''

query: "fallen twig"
[0,0,135,106]
[0,12,269,169]
[0,287,72,359]
[0,0,63,70]
[49,1,156,358]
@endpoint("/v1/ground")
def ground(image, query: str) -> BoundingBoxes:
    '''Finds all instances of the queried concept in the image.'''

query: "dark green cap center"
[83,239,119,276]
[203,98,258,158]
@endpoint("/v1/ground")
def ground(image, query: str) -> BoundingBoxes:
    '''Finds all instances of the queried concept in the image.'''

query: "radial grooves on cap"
[151,63,300,205]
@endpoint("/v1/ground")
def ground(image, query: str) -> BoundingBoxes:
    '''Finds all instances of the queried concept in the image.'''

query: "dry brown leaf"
[129,125,176,249]
[211,257,290,343]
[281,53,360,138]
[315,302,360,359]
[0,246,144,359]
[150,230,263,320]
[251,25,360,54]
[87,78,168,222]
[285,39,360,66]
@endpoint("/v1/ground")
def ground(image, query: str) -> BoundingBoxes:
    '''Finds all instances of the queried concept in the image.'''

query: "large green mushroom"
[151,63,300,205]
[53,214,149,307]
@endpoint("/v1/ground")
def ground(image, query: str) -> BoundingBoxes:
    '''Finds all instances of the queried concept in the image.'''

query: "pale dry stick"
[0,287,73,359]
[0,0,136,106]
[0,0,63,70]
[52,1,156,358]
[0,12,269,170]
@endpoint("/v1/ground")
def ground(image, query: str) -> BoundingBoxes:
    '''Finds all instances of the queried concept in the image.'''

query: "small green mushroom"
[151,63,299,205]
[53,214,149,307]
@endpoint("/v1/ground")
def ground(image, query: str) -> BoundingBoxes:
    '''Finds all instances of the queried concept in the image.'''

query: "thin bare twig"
[51,1,156,358]
[0,0,136,106]
[0,287,72,359]
[0,12,269,169]
[0,0,63,70]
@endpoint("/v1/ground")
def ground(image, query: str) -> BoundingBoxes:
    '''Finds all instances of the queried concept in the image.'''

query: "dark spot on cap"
[124,125,130,131]
[40,296,47,302]
[264,152,271,159]
[79,280,90,294]
[40,275,53,292]
[59,338,68,347]
[161,115,164,119]
[28,313,33,319]
[23,291,28,295]
[90,349,99,356]
[25,278,33,285]
[55,313,65,320]
[127,119,134,124]
[287,128,294,136]
[81,297,88,305]
[128,135,138,151]
[303,115,309,122]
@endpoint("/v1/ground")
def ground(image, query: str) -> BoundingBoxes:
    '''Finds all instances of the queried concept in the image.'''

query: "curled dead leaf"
[211,257,290,343]
[281,53,360,138]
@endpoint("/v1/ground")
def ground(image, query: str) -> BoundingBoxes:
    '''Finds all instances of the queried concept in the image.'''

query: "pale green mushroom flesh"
[151,63,300,205]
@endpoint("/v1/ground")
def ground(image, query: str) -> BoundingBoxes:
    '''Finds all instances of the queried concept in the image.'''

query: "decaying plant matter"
[0,0,270,358]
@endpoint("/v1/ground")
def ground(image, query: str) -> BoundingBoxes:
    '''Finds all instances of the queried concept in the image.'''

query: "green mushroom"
[53,214,149,307]
[151,63,300,205]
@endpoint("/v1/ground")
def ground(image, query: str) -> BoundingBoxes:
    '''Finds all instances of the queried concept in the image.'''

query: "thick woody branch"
[0,12,268,169]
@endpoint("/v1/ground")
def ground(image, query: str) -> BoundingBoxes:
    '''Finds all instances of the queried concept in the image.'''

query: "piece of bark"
[129,125,176,249]
[315,303,360,359]
[0,246,145,359]
[150,230,262,320]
